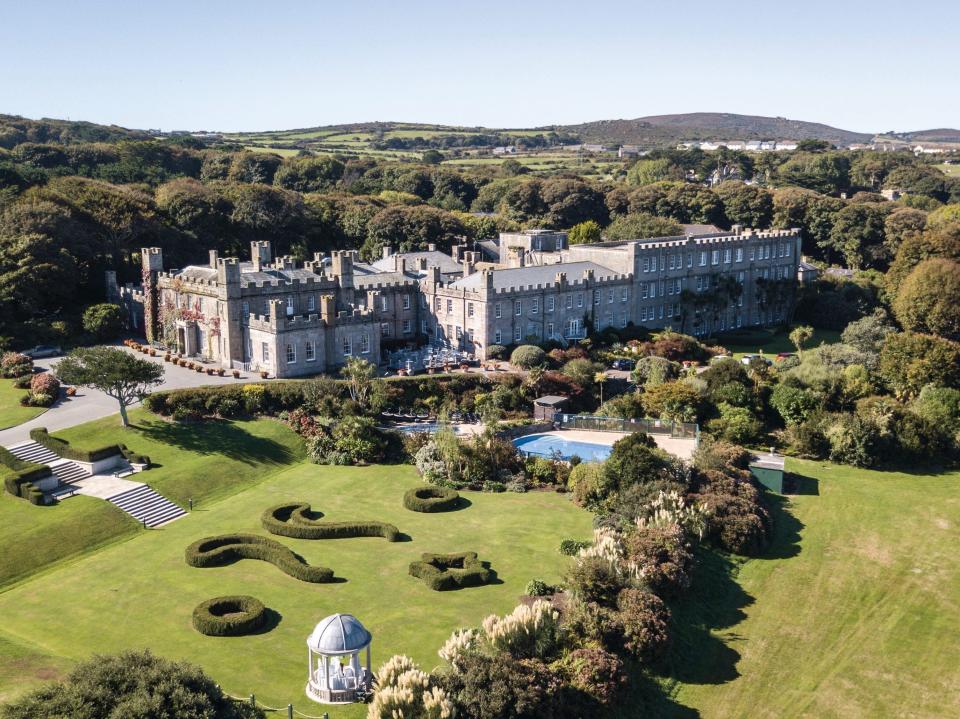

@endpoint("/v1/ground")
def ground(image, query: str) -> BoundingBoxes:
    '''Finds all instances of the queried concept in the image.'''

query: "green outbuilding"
[749,451,786,493]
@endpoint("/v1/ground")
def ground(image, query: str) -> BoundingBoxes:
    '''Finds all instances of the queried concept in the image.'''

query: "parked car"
[775,352,796,361]
[23,345,62,359]
[741,353,772,366]
[610,358,634,371]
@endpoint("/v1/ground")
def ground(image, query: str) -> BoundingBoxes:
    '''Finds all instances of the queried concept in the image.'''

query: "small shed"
[749,451,786,493]
[533,395,569,423]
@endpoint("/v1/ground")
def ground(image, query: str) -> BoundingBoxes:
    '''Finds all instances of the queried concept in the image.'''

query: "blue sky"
[1,0,957,133]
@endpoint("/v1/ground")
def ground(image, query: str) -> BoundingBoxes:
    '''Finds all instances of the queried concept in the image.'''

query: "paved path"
[0,346,251,446]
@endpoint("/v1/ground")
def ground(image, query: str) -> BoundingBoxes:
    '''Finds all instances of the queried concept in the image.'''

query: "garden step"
[7,441,59,465]
[52,462,90,485]
[106,485,186,528]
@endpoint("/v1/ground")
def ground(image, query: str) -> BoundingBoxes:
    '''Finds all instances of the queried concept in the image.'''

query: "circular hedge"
[192,595,268,636]
[403,486,461,513]
[510,345,546,369]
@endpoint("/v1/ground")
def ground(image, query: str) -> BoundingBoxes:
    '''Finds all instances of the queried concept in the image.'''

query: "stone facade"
[111,226,800,374]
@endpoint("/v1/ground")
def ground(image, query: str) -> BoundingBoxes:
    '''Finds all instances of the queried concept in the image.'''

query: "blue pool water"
[513,433,612,462]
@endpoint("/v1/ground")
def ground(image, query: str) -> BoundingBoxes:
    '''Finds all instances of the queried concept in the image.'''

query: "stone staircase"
[106,484,187,528]
[8,441,90,485]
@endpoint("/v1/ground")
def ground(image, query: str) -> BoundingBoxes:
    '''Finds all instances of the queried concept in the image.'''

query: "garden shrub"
[565,555,626,607]
[261,502,399,541]
[486,344,508,360]
[29,427,120,463]
[555,646,626,708]
[524,579,554,596]
[559,538,590,556]
[408,551,493,591]
[616,587,671,661]
[624,524,694,597]
[438,653,562,719]
[510,345,546,369]
[192,595,268,637]
[30,372,60,397]
[184,533,335,583]
[0,351,32,378]
[403,486,461,513]
[691,467,771,555]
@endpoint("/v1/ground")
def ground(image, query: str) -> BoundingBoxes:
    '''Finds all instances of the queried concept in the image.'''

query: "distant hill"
[0,114,151,149]
[558,112,874,146]
[891,128,960,143]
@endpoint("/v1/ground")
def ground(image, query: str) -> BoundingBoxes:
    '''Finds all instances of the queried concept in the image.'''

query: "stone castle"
[109,227,801,378]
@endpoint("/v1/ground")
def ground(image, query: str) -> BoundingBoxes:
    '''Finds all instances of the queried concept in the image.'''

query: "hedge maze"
[261,502,400,541]
[408,551,494,591]
[184,534,335,583]
[192,595,269,637]
[403,486,462,513]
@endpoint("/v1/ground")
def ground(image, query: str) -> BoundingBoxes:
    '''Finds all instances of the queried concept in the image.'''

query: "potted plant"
[206,368,215,375]
[163,354,171,362]
[196,365,204,373]
[260,370,270,379]
[217,368,225,377]
[232,369,240,379]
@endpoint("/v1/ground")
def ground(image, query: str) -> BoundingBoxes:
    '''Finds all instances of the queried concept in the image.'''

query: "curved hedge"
[29,427,120,463]
[184,534,335,583]
[408,551,493,591]
[261,503,400,542]
[192,595,268,637]
[403,486,461,513]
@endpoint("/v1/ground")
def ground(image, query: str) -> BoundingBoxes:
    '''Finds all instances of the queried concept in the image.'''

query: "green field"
[937,163,959,177]
[0,419,590,715]
[673,459,960,718]
[0,378,47,430]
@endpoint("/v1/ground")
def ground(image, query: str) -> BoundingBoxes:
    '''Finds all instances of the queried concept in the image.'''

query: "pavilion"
[305,613,373,704]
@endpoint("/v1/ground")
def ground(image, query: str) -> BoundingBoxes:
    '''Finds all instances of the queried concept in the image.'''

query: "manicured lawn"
[55,409,307,506]
[718,326,842,360]
[0,378,46,430]
[0,412,305,589]
[0,492,138,589]
[671,460,960,718]
[0,463,591,715]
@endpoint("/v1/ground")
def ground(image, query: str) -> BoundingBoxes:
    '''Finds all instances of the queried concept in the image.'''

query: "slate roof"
[372,251,463,275]
[449,261,621,291]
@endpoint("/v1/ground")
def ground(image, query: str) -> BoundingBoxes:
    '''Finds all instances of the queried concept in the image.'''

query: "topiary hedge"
[408,551,493,591]
[29,427,121,463]
[192,595,268,637]
[403,486,461,513]
[261,503,400,541]
[184,533,335,583]
[0,446,51,505]
[119,444,151,468]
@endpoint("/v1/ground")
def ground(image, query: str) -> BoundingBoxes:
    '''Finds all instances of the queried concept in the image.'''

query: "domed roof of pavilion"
[306,613,372,655]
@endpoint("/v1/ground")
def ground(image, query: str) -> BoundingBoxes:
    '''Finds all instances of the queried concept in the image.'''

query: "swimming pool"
[512,433,612,462]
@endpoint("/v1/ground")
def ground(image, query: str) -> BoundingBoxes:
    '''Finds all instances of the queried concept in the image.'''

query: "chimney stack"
[209,250,219,269]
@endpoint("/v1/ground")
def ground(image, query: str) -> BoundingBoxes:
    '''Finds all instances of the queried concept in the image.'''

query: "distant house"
[682,224,722,235]
[914,145,945,155]
[881,188,904,201]
[797,259,820,284]
[582,144,608,153]
[775,141,798,151]
[492,146,516,155]
[825,267,855,280]
[722,141,746,151]
[618,145,644,158]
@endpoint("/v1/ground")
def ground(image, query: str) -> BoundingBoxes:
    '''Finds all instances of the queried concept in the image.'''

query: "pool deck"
[541,429,697,461]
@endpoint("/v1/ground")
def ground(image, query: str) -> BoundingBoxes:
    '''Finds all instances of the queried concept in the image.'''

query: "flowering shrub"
[635,490,710,541]
[556,647,626,706]
[0,352,32,378]
[30,372,60,397]
[625,523,693,597]
[616,588,671,661]
[438,628,478,671]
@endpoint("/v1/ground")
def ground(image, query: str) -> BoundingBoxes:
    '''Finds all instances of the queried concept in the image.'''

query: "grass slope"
[0,463,591,715]
[672,460,960,719]
[55,409,306,506]
[718,327,842,360]
[0,378,46,430]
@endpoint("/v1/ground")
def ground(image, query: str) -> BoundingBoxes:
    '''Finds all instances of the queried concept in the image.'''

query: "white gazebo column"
[325,654,331,691]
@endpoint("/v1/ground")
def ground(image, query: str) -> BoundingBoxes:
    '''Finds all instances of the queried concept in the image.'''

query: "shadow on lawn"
[761,493,804,561]
[132,419,295,466]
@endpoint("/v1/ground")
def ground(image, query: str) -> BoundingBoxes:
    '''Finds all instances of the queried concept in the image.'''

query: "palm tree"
[789,325,814,359]
[594,371,607,406]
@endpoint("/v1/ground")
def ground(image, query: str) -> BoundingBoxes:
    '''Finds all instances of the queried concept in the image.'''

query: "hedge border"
[0,446,51,505]
[29,427,120,463]
[192,595,268,637]
[261,503,400,542]
[403,486,462,513]
[184,533,335,583]
[119,444,151,467]
[408,551,493,591]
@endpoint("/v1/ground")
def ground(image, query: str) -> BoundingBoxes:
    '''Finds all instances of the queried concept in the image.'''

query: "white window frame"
[360,334,370,354]
[547,296,555,312]
[402,319,412,334]
[342,337,352,356]
[402,294,410,310]
[286,343,296,364]
[531,297,539,314]
[495,329,502,344]
[515,300,522,316]
[305,341,315,362]
[261,342,270,362]
[495,302,502,319]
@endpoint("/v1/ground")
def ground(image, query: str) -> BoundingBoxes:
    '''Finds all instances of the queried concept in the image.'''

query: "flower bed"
[184,533,335,583]
[192,595,269,636]
[408,551,493,591]
[261,502,400,541]
[403,486,462,513]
